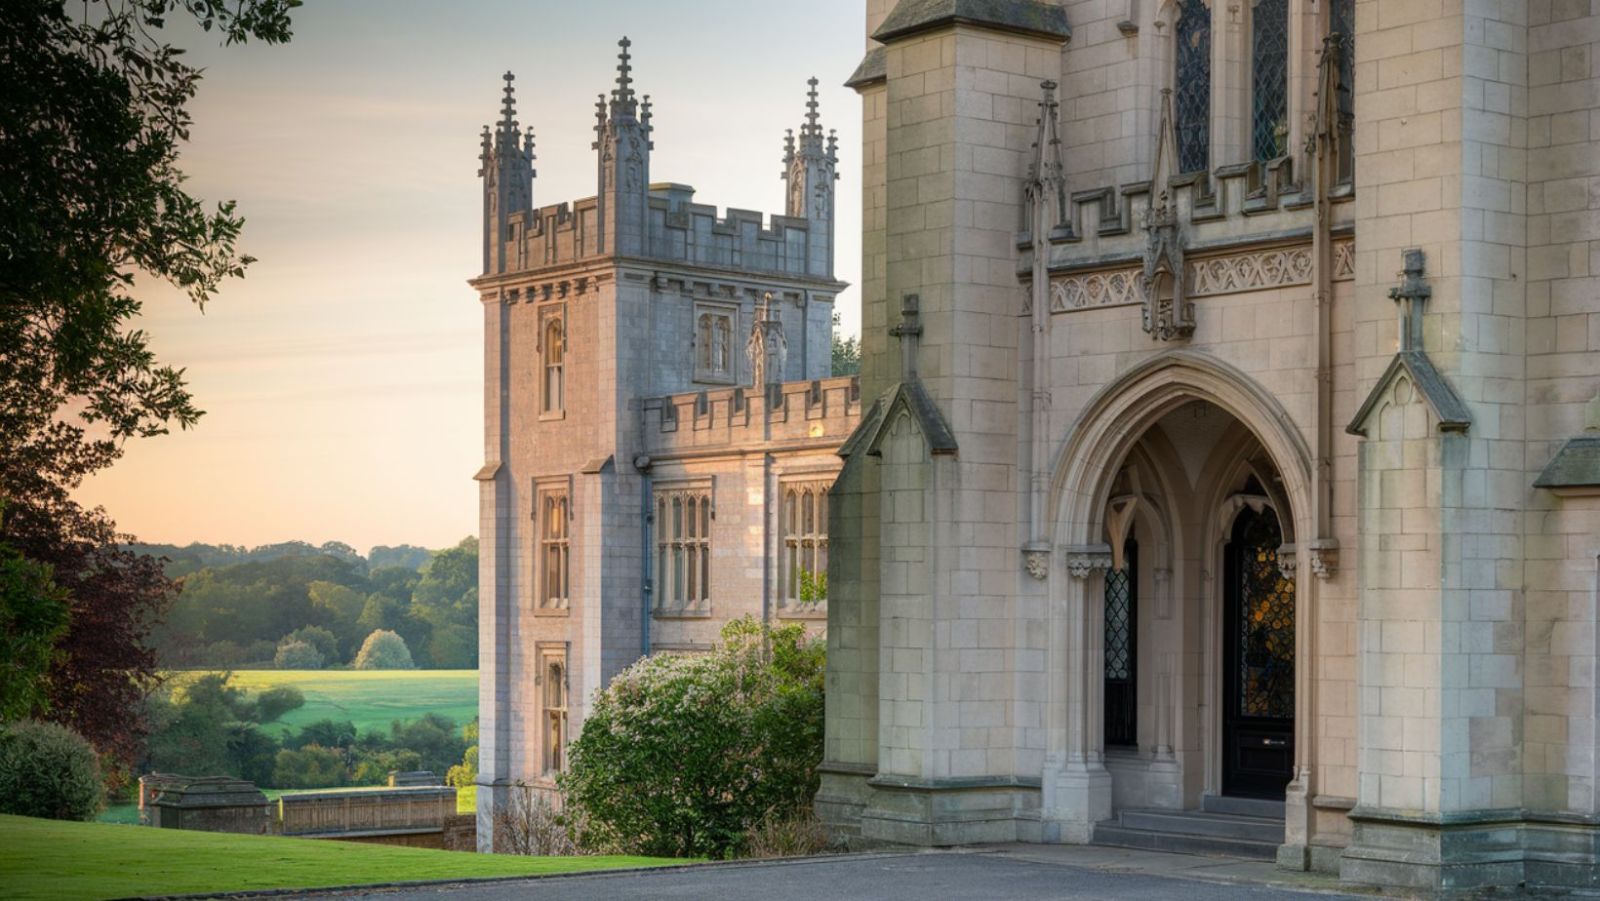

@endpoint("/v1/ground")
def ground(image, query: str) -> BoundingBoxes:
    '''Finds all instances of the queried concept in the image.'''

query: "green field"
[185,668,478,737]
[0,814,678,900]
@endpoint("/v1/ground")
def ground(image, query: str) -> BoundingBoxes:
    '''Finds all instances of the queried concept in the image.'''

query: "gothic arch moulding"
[1047,349,1315,554]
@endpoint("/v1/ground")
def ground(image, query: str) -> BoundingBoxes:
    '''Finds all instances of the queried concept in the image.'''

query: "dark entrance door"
[1222,504,1295,799]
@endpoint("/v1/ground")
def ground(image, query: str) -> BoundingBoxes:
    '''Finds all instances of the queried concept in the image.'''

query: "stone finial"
[890,294,923,382]
[615,37,634,100]
[1389,249,1432,352]
[804,76,822,136]
[500,71,517,124]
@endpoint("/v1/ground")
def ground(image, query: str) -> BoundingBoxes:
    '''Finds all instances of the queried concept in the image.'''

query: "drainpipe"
[762,452,774,627]
[635,454,653,656]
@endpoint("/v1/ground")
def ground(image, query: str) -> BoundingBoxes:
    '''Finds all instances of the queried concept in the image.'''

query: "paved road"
[320,852,1366,900]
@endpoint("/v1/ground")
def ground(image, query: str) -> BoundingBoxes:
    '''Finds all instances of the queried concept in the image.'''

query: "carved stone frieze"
[1186,246,1314,297]
[1050,269,1142,311]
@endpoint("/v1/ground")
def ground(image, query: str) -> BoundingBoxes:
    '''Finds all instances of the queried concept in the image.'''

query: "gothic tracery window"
[541,652,568,774]
[1251,0,1290,161]
[782,482,830,608]
[656,486,712,611]
[538,489,569,610]
[695,308,735,383]
[542,313,565,414]
[1174,0,1212,174]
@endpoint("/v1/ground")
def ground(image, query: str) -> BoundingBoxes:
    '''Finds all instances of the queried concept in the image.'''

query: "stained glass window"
[1232,508,1294,720]
[1252,0,1290,161]
[1104,539,1138,748]
[1174,0,1211,174]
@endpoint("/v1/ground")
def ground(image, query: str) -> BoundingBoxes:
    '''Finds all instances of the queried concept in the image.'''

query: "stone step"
[1199,794,1286,820]
[1117,809,1286,844]
[1091,822,1280,861]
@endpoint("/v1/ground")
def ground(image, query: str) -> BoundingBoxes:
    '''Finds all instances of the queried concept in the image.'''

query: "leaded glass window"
[1252,0,1290,161]
[655,486,711,611]
[1331,0,1356,181]
[782,482,830,607]
[1104,539,1138,748]
[1174,0,1212,174]
[1232,508,1294,720]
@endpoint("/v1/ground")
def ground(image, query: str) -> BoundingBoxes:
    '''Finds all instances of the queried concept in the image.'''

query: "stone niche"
[140,774,272,834]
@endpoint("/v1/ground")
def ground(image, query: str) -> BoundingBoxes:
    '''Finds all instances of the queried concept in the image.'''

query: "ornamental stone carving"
[1186,246,1314,297]
[1023,548,1051,580]
[1051,269,1141,311]
[1065,544,1114,579]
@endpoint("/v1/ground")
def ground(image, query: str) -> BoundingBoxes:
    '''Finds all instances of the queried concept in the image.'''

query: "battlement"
[1025,159,1355,274]
[640,375,862,458]
[493,184,834,282]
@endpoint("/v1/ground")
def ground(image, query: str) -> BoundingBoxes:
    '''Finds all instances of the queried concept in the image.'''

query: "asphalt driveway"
[317,850,1371,900]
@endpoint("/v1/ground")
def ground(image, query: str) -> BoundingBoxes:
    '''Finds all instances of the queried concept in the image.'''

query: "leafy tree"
[388,713,465,778]
[273,640,323,670]
[354,629,415,670]
[368,546,433,572]
[563,618,826,858]
[279,625,338,665]
[287,719,357,752]
[272,745,347,789]
[0,529,70,720]
[446,720,478,789]
[411,537,477,630]
[0,0,299,764]
[830,312,860,377]
[425,624,476,670]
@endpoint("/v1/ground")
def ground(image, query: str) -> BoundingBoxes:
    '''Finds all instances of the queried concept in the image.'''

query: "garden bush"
[273,639,324,670]
[562,618,824,858]
[0,720,103,820]
[353,629,414,670]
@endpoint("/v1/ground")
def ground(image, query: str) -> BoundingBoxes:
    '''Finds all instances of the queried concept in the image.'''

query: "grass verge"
[0,814,677,900]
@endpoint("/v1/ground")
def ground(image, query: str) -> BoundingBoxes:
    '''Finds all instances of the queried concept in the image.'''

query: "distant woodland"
[141,538,478,670]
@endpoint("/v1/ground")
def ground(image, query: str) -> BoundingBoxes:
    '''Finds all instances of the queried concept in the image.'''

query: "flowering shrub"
[561,617,824,858]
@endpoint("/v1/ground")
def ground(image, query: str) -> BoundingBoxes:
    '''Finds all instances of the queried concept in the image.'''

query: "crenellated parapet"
[639,376,862,458]
[487,186,835,282]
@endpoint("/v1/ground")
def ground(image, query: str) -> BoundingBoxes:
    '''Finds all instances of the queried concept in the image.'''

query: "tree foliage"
[272,640,323,670]
[0,720,104,820]
[830,312,860,377]
[562,618,826,858]
[354,630,415,670]
[0,0,298,765]
[0,528,70,720]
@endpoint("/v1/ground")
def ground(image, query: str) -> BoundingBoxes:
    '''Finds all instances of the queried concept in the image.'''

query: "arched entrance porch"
[1039,352,1319,858]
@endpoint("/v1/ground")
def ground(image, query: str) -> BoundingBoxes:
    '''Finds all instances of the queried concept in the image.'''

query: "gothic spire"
[803,76,822,138]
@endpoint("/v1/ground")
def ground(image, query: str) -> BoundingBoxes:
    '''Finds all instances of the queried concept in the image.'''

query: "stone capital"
[1022,546,1051,581]
[1064,544,1113,580]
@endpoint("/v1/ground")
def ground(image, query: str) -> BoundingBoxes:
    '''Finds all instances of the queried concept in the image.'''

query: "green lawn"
[187,668,478,737]
[0,814,679,900]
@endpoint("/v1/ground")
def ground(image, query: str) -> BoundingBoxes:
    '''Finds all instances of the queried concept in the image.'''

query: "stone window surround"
[536,643,568,776]
[653,478,715,618]
[533,475,572,616]
[778,477,832,615]
[538,303,566,420]
[693,301,739,385]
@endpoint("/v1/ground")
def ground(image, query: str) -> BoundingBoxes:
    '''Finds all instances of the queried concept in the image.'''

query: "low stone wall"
[329,814,477,852]
[278,786,458,839]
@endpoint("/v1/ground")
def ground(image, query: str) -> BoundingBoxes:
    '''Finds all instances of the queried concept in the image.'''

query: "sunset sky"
[75,0,865,552]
